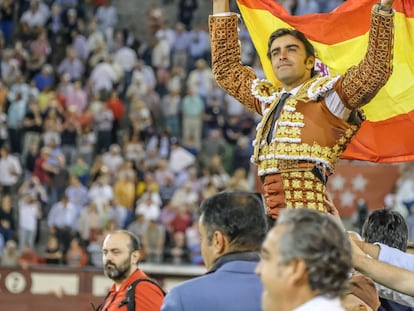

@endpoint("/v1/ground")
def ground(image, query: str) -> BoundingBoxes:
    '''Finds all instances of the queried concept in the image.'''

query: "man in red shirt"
[106,90,125,144]
[100,230,164,311]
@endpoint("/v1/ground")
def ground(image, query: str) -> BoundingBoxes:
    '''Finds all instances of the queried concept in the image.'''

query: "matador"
[209,0,395,218]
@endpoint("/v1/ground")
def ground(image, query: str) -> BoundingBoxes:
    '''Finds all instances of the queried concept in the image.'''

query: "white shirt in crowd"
[0,154,22,186]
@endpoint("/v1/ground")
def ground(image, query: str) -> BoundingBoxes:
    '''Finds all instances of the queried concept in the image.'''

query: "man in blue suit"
[161,191,268,311]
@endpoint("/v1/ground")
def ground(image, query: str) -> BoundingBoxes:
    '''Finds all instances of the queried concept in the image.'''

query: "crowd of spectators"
[0,0,347,268]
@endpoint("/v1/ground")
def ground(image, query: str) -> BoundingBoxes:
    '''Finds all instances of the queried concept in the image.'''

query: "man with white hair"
[256,208,352,311]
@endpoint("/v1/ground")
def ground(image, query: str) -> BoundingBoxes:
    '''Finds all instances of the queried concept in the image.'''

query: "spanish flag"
[237,0,414,163]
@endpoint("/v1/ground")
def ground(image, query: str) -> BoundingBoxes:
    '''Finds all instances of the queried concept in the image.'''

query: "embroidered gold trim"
[252,75,360,177]
[281,170,327,212]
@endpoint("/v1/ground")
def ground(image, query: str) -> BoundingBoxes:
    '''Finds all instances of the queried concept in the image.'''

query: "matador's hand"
[380,0,394,10]
[213,0,230,14]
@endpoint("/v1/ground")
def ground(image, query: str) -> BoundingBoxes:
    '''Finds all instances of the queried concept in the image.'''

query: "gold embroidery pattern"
[252,75,361,177]
[340,9,394,108]
[256,125,359,176]
[252,79,279,99]
[209,15,259,113]
[282,171,327,212]
[307,76,340,101]
[252,91,286,161]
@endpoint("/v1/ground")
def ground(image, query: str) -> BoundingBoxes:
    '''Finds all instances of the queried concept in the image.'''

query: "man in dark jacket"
[161,191,267,311]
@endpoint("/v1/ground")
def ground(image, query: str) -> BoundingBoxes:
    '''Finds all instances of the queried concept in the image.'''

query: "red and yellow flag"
[237,0,414,163]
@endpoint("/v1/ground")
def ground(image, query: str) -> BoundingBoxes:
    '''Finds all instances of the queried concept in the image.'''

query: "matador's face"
[269,35,315,91]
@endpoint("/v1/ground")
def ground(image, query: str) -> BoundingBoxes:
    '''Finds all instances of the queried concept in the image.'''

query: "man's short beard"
[104,258,131,282]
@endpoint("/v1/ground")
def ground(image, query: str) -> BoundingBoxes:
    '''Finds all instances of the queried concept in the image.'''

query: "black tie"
[266,92,291,144]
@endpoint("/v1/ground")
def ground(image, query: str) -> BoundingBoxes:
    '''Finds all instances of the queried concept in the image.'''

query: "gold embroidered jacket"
[209,7,394,177]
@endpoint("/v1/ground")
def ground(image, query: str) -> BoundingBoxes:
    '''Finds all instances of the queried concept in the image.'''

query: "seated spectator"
[0,104,7,149]
[113,170,136,212]
[49,154,70,206]
[159,204,175,232]
[201,180,218,202]
[61,8,80,45]
[0,195,15,242]
[22,102,43,158]
[0,145,23,196]
[109,199,129,229]
[57,46,84,82]
[71,28,90,62]
[123,134,145,165]
[0,233,3,257]
[87,234,104,268]
[20,0,49,31]
[43,235,63,265]
[106,90,124,144]
[127,213,148,243]
[136,177,162,207]
[10,40,29,73]
[168,139,196,174]
[47,194,78,254]
[56,72,74,99]
[159,175,177,207]
[95,0,118,38]
[33,64,54,92]
[18,176,48,213]
[18,244,42,268]
[226,168,250,191]
[65,175,89,215]
[77,202,101,243]
[37,88,57,116]
[165,231,189,265]
[88,155,105,182]
[23,143,40,181]
[170,206,192,234]
[30,28,51,67]
[170,182,198,209]
[65,80,87,114]
[101,218,119,238]
[0,0,15,47]
[102,144,124,175]
[1,239,18,266]
[209,155,230,191]
[142,218,165,264]
[45,3,65,63]
[136,194,161,224]
[126,75,147,103]
[76,125,96,167]
[18,194,41,252]
[33,147,57,189]
[1,49,21,86]
[88,174,113,211]
[86,18,105,54]
[65,237,88,267]
[89,56,116,94]
[26,48,46,78]
[185,220,202,265]
[93,103,114,154]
